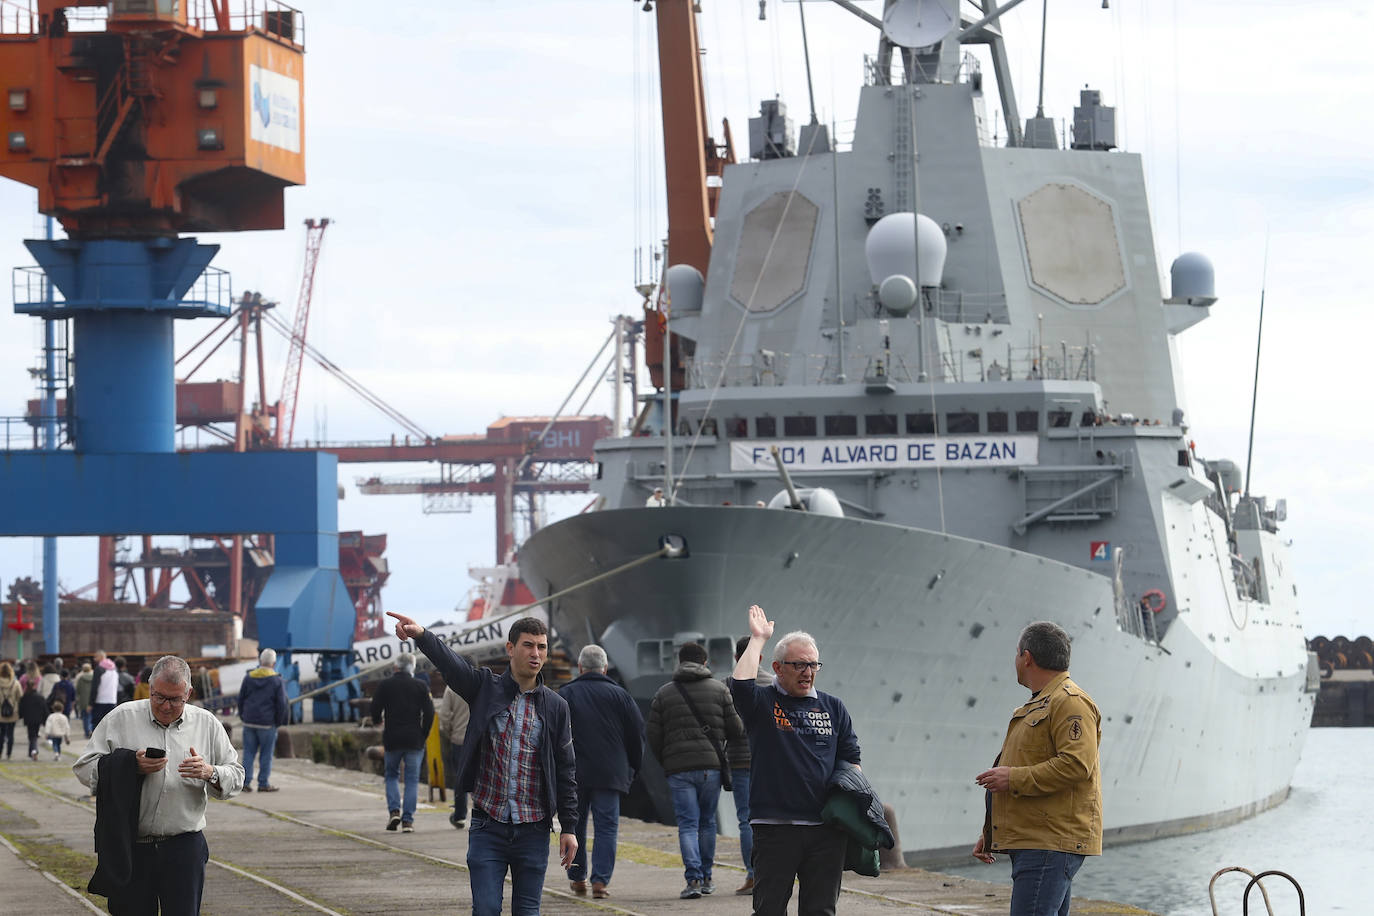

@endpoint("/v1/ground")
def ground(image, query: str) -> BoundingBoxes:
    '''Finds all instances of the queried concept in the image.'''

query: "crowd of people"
[0,606,1101,916]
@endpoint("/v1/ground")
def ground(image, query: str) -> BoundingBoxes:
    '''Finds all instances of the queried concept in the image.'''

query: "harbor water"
[942,727,1373,914]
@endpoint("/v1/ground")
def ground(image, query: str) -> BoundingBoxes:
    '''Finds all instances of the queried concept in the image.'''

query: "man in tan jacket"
[972,621,1102,916]
[437,685,470,828]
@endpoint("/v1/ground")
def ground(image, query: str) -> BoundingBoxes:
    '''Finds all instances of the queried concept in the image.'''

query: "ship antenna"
[1034,0,1049,119]
[797,0,819,125]
[1242,231,1270,499]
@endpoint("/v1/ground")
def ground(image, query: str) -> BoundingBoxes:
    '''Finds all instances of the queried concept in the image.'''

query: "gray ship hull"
[521,505,1314,863]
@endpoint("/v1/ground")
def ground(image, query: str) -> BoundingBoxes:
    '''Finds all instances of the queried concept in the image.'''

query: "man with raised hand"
[729,605,860,916]
[388,610,576,916]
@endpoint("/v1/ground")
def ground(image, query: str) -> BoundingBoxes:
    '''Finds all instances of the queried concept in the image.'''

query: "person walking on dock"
[74,662,94,736]
[972,621,1102,916]
[729,605,861,916]
[438,684,471,828]
[89,650,118,728]
[238,648,290,792]
[648,641,746,900]
[73,654,243,914]
[560,644,644,900]
[0,662,21,759]
[19,678,47,760]
[388,610,577,916]
[45,699,70,760]
[728,634,773,896]
[369,651,435,833]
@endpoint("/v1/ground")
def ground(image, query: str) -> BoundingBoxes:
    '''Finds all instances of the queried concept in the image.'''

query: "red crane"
[280,218,331,447]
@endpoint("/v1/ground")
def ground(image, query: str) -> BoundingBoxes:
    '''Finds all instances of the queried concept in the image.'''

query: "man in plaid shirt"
[389,611,577,915]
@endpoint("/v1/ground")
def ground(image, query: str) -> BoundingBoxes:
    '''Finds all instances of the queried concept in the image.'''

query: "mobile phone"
[145,747,166,758]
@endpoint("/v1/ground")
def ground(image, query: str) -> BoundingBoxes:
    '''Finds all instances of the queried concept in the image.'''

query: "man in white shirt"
[74,655,243,914]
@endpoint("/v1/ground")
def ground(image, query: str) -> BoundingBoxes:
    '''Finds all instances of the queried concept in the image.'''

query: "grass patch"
[7,834,99,897]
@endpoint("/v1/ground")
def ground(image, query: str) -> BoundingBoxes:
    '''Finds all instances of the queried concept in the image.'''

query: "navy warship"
[520,0,1316,863]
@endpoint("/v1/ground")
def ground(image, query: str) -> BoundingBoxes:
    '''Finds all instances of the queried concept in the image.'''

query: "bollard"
[879,803,907,871]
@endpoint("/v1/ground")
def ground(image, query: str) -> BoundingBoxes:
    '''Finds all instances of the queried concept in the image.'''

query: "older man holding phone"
[74,655,243,914]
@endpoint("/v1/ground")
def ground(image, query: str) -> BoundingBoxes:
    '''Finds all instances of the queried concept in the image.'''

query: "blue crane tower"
[0,1,357,720]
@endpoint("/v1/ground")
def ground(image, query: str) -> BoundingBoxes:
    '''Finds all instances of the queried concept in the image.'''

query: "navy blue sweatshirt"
[728,678,861,823]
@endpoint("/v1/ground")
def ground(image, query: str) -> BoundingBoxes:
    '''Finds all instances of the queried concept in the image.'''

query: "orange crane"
[279,218,330,447]
[642,0,734,391]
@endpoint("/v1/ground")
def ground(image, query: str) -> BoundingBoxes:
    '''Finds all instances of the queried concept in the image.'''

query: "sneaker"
[701,880,715,895]
[386,811,401,831]
[257,785,279,793]
[242,784,253,792]
[592,882,610,899]
[53,752,61,761]
[450,818,466,830]
[569,880,588,895]
[401,822,414,833]
[735,877,756,895]
[679,881,703,900]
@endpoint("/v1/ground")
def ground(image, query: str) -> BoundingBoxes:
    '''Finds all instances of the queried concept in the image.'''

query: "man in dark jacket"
[730,605,861,916]
[388,611,577,916]
[647,642,746,900]
[238,648,290,792]
[559,644,644,900]
[369,651,435,833]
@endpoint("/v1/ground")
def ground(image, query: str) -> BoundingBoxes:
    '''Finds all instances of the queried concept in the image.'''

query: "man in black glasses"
[729,605,860,916]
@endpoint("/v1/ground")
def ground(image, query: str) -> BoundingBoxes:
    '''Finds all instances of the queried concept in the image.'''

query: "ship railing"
[862,50,978,88]
[0,415,70,451]
[684,341,1097,387]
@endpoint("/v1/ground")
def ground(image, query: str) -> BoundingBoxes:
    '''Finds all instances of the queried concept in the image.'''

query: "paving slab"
[0,743,1153,915]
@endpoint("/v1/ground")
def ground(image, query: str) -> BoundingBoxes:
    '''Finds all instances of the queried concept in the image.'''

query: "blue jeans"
[384,748,423,824]
[568,786,620,886]
[1009,849,1086,916]
[241,725,278,788]
[667,769,721,883]
[731,767,753,878]
[467,812,552,915]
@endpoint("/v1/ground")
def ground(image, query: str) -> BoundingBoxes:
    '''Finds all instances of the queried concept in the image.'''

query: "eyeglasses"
[151,691,189,707]
[780,661,823,672]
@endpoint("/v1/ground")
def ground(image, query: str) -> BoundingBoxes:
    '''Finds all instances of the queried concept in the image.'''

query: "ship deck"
[0,722,1154,915]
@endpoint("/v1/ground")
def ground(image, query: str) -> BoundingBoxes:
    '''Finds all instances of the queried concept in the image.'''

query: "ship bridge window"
[945,411,979,434]
[700,419,717,437]
[1049,410,1073,428]
[756,416,777,437]
[784,415,818,437]
[824,415,858,436]
[865,414,898,435]
[725,417,748,438]
[905,412,935,434]
[987,411,1009,433]
[1016,410,1039,432]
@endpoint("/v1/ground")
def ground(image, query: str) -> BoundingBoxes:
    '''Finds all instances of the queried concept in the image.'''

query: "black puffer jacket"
[646,662,745,776]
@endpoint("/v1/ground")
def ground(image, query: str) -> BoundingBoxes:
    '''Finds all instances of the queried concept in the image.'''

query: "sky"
[0,0,1370,638]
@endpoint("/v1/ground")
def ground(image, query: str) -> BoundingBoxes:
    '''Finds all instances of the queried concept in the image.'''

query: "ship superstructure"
[520,0,1315,862]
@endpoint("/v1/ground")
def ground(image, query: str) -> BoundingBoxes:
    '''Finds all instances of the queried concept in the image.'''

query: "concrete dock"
[0,746,1154,915]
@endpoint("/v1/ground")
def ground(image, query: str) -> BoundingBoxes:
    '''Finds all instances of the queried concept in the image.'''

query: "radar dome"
[1169,252,1216,306]
[865,213,947,312]
[665,263,705,313]
[767,487,845,517]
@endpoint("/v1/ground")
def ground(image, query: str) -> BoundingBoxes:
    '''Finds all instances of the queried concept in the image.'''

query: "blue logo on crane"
[253,81,271,128]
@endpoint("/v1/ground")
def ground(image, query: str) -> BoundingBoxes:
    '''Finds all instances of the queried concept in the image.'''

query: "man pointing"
[388,611,577,916]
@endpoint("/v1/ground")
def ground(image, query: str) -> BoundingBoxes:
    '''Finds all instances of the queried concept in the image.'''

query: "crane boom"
[281,217,331,447]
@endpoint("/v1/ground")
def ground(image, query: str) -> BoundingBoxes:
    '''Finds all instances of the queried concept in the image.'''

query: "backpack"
[47,684,65,709]
[1,694,13,718]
